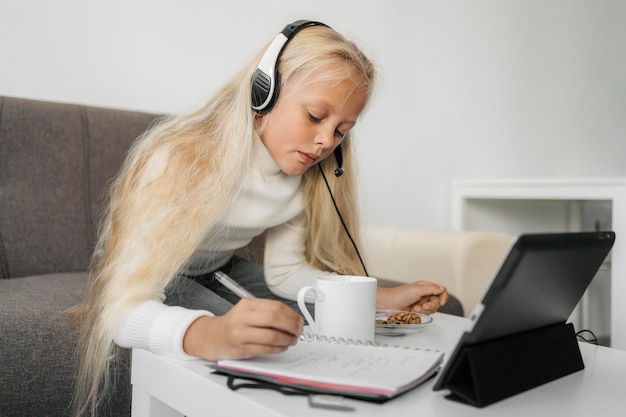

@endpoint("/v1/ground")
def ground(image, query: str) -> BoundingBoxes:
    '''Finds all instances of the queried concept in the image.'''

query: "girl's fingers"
[231,299,304,336]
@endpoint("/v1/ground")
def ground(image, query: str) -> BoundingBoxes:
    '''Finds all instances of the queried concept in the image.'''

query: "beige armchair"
[361,225,513,317]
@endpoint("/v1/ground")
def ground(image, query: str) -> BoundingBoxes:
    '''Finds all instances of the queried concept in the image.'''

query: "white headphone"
[250,20,329,114]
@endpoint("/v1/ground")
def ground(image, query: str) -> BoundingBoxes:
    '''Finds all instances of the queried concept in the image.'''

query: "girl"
[72,20,450,416]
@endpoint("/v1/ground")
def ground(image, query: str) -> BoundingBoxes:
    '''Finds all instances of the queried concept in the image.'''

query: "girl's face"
[258,74,367,177]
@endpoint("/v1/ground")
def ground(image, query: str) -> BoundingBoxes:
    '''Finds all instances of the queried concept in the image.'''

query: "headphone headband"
[251,20,329,114]
[281,20,329,39]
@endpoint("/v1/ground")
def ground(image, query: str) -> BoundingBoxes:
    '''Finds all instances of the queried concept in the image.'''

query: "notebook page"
[215,339,443,393]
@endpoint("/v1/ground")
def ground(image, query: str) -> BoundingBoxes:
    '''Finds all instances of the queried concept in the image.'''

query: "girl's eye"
[308,113,322,123]
[308,112,346,142]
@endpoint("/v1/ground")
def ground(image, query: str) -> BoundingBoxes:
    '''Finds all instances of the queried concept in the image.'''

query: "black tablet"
[433,231,615,406]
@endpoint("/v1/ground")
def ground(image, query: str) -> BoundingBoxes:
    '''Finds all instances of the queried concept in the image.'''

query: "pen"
[214,271,256,299]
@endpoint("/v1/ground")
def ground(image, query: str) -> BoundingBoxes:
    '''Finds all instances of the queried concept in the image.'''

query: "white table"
[131,313,626,416]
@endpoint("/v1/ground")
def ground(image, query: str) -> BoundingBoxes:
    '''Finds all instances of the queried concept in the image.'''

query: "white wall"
[2,0,624,230]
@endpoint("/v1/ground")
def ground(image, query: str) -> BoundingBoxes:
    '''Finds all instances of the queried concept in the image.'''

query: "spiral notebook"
[211,333,443,400]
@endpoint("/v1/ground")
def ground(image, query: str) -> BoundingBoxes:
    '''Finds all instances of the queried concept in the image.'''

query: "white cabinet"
[451,178,626,350]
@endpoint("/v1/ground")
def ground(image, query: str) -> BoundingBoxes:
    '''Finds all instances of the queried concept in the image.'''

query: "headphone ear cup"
[252,72,280,115]
[251,69,272,112]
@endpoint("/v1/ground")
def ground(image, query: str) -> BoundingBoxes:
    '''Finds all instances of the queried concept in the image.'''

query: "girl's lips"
[298,151,319,165]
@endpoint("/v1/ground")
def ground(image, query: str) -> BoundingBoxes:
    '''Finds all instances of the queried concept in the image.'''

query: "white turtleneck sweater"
[114,140,330,359]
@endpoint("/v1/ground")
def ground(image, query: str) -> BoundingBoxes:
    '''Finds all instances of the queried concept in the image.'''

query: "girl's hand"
[376,280,448,315]
[182,298,304,361]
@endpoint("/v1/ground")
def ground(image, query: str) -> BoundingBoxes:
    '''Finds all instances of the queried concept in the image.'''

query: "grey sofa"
[0,96,160,417]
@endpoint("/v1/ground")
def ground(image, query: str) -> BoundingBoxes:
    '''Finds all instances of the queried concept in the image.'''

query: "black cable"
[318,164,369,277]
[576,329,599,345]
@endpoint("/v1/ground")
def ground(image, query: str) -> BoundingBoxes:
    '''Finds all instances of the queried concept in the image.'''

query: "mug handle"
[297,286,320,333]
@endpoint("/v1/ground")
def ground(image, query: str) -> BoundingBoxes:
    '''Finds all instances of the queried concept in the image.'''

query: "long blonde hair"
[71,24,376,416]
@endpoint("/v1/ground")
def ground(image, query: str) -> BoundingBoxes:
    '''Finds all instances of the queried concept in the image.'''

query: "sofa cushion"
[0,272,130,417]
[0,96,159,278]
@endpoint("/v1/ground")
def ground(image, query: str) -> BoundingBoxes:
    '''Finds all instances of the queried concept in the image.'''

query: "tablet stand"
[443,322,584,407]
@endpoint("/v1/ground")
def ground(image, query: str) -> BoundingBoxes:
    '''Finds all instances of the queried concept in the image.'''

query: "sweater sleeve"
[114,299,213,360]
[263,213,332,301]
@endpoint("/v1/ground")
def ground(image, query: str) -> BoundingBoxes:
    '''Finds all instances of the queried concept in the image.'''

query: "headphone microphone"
[333,145,344,177]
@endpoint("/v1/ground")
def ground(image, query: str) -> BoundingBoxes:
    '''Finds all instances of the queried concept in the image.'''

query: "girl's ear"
[254,113,266,131]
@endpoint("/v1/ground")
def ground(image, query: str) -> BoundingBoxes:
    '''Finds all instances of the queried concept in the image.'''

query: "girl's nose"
[316,128,334,148]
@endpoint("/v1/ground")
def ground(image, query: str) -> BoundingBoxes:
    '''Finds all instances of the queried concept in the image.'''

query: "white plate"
[374,310,433,336]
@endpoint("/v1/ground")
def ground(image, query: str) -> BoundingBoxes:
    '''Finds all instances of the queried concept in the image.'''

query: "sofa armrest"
[361,225,513,316]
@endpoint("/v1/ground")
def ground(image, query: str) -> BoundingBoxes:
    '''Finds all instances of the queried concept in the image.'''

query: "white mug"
[297,275,377,342]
